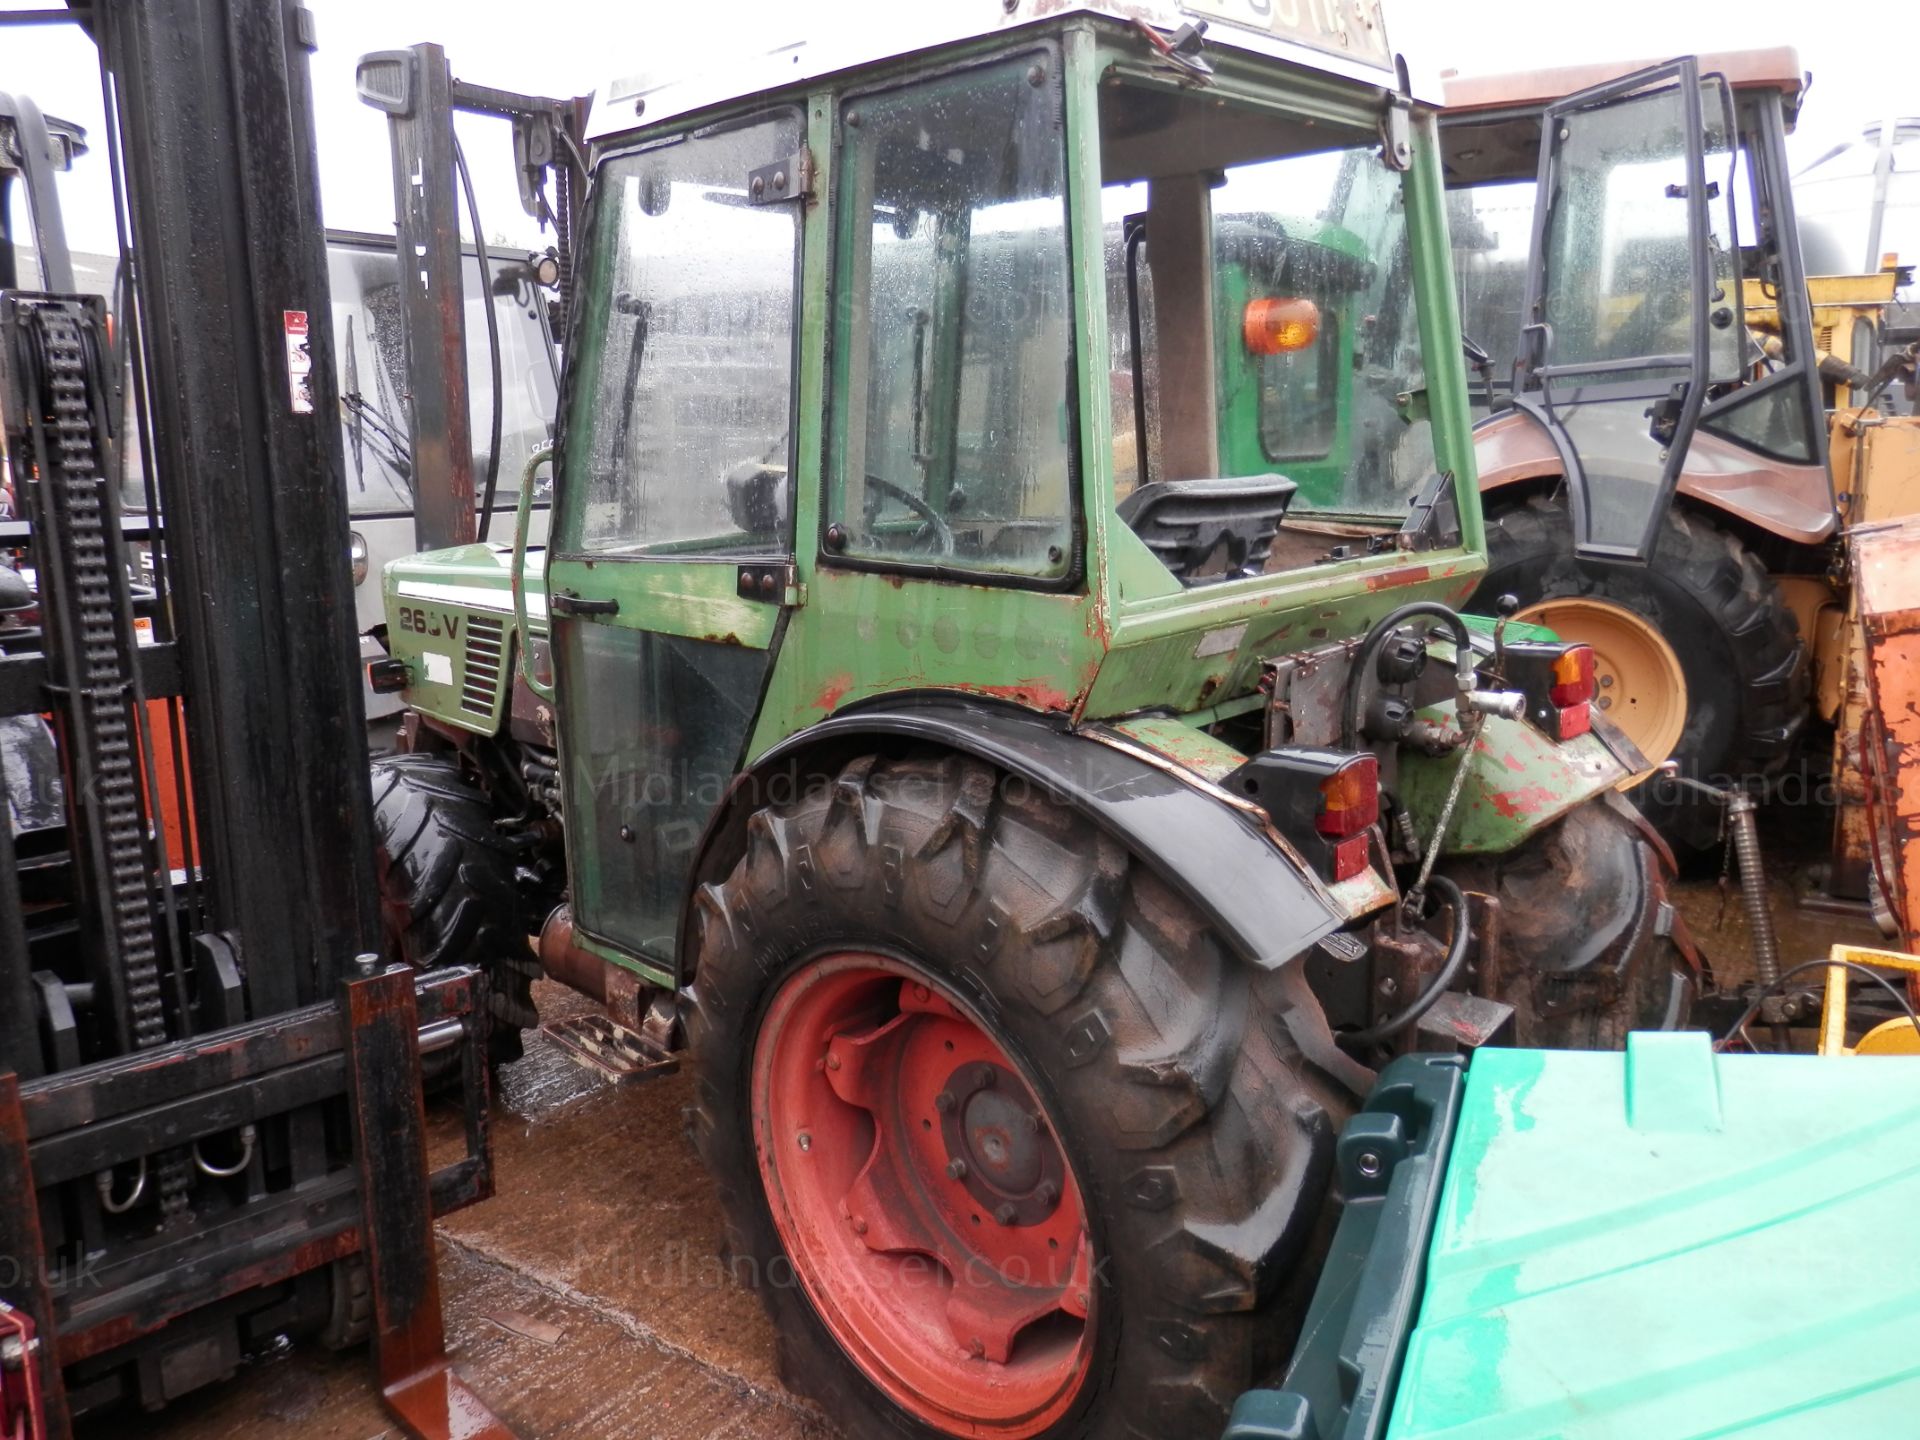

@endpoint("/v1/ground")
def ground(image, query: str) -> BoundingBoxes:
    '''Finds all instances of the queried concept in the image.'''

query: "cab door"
[1516,59,1735,561]
[545,108,806,983]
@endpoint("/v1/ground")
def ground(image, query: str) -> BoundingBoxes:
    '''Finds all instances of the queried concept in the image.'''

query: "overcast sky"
[5,0,1911,258]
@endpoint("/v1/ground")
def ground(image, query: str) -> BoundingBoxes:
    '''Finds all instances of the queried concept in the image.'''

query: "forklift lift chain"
[11,298,194,1215]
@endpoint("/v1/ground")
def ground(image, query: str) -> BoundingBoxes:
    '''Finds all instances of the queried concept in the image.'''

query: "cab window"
[824,51,1077,583]
[1102,81,1439,554]
[560,111,802,558]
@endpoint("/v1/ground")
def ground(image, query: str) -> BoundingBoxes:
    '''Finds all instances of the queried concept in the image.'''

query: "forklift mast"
[0,3,510,1434]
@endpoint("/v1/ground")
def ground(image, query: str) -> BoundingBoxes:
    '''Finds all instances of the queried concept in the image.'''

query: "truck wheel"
[687,752,1352,1439]
[1476,494,1806,849]
[370,752,537,1066]
[1440,797,1690,1048]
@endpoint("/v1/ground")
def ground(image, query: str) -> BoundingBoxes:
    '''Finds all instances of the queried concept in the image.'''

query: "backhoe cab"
[1434,54,1920,880]
[374,6,1691,1433]
[1438,55,1838,849]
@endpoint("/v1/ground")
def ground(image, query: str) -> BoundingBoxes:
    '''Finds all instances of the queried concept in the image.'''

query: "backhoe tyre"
[686,752,1353,1440]
[1438,797,1691,1049]
[370,752,536,1067]
[1476,494,1806,850]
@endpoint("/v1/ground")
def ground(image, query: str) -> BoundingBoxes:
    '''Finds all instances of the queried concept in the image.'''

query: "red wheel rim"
[752,954,1096,1436]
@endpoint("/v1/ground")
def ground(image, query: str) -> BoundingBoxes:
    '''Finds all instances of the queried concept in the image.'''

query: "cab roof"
[1441,47,1806,127]
[590,0,1414,143]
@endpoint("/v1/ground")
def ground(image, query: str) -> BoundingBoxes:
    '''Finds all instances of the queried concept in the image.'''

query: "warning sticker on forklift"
[283,310,314,415]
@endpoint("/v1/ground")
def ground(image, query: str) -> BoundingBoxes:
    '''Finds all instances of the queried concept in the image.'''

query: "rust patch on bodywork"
[971,678,1078,712]
[1366,565,1432,591]
[814,673,855,711]
[1489,784,1558,819]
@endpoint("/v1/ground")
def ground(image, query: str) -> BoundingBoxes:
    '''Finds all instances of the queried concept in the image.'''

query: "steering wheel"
[863,474,955,557]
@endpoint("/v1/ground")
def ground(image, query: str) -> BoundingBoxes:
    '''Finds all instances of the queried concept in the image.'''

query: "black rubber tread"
[370,752,536,1065]
[685,751,1355,1440]
[1475,494,1807,849]
[1438,796,1689,1049]
[319,1258,371,1351]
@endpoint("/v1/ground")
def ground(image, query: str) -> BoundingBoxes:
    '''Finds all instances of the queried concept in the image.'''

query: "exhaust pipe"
[537,903,614,1001]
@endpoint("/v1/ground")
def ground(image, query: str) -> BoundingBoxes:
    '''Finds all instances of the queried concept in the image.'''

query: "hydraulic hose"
[454,135,505,543]
[1338,874,1471,1048]
[1341,600,1475,750]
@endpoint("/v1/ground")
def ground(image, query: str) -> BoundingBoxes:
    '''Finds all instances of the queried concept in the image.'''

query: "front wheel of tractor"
[370,751,537,1070]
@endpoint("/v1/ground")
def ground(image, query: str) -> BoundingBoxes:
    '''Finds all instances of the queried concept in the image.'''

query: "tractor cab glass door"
[1519,59,1734,560]
[548,110,802,981]
[823,50,1077,585]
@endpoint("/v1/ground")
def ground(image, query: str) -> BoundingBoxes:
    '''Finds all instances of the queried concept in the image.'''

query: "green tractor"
[368,5,1696,1434]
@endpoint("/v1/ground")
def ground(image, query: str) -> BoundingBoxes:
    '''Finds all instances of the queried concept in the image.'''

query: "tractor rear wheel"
[1440,797,1692,1048]
[370,752,537,1066]
[1476,494,1806,849]
[687,751,1353,1439]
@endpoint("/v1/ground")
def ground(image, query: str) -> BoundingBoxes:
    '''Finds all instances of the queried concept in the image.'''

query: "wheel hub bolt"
[994,1202,1019,1226]
[934,1090,956,1113]
[851,1215,869,1235]
[797,1132,811,1151]
[1025,1112,1042,1134]
[825,1052,841,1071]
[976,1066,997,1088]
[968,1336,986,1358]
[1036,1181,1058,1207]
[947,1158,969,1180]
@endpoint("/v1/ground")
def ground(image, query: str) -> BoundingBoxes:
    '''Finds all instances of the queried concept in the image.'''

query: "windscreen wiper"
[344,314,365,488]
[339,392,413,487]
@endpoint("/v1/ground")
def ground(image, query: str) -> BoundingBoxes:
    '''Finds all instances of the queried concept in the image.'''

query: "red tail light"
[1315,754,1379,839]
[1330,833,1371,882]
[1555,701,1591,740]
[1549,645,1595,707]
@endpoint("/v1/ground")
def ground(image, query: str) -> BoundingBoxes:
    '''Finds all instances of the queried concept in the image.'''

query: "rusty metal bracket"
[342,961,516,1440]
[0,1298,48,1440]
[541,1012,680,1084]
[0,1074,66,1438]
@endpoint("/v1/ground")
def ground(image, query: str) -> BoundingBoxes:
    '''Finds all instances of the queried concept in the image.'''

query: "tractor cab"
[374,12,1694,1435]
[525,1,1495,980]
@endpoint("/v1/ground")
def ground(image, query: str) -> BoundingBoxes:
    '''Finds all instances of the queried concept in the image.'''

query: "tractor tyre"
[1475,494,1806,850]
[1439,795,1692,1049]
[686,751,1354,1440]
[370,752,537,1067]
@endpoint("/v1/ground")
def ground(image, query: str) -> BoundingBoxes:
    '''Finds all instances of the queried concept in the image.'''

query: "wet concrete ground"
[120,982,834,1440]
[126,829,1893,1440]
